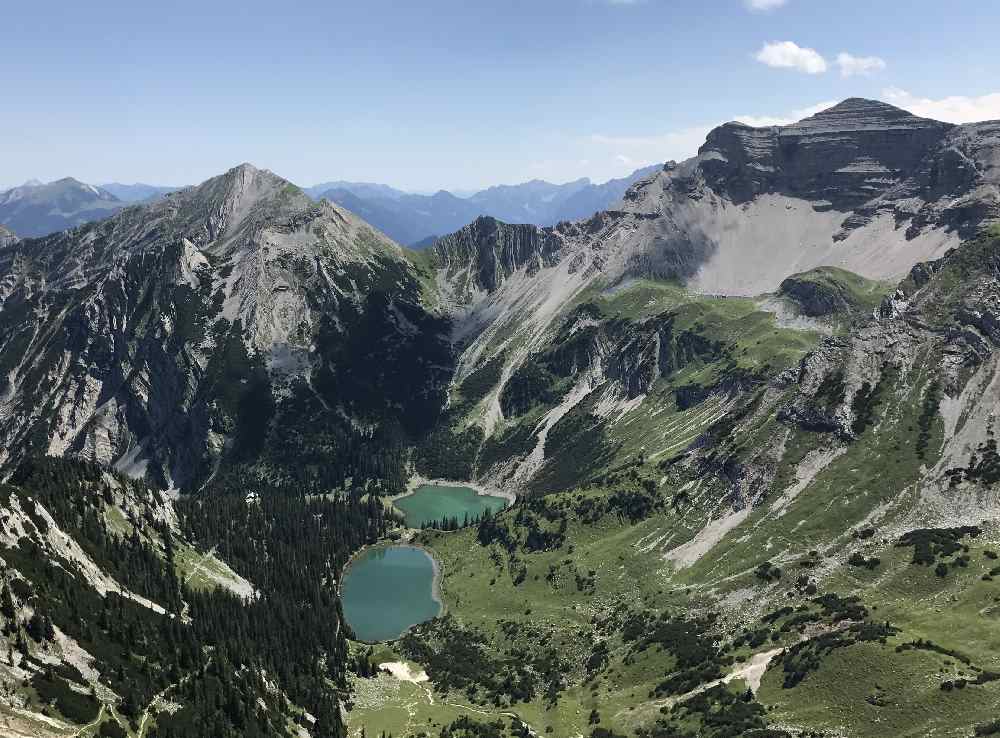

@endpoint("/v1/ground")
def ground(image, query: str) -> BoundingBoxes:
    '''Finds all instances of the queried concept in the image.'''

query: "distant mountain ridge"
[99,182,182,203]
[1,168,661,244]
[303,180,410,201]
[313,165,661,245]
[0,177,124,237]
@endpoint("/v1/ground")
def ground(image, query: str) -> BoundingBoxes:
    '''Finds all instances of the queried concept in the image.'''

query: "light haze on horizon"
[5,0,1000,192]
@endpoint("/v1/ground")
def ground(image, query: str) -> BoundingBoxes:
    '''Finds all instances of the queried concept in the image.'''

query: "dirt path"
[182,545,219,586]
[374,663,540,738]
[71,705,105,737]
[440,700,539,737]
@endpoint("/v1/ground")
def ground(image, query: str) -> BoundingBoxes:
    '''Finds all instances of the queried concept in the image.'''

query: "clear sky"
[5,0,999,192]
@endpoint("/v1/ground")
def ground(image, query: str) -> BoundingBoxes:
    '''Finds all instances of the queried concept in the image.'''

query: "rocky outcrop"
[779,275,854,317]
[777,266,882,318]
[0,225,17,248]
[780,234,1000,441]
[432,216,564,294]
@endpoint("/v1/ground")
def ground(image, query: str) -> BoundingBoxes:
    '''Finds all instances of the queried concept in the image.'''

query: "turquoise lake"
[341,545,441,642]
[394,483,508,528]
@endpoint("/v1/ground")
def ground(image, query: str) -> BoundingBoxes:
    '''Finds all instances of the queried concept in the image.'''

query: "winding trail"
[71,705,105,737]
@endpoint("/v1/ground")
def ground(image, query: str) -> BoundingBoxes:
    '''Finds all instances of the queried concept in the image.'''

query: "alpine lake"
[340,484,509,642]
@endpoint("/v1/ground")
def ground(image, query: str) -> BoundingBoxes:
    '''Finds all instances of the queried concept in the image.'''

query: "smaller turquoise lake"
[394,484,508,529]
[341,545,441,642]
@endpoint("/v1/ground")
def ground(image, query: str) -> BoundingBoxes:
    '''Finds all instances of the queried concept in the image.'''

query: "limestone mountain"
[417,98,1000,491]
[0,163,452,491]
[394,227,1000,738]
[0,177,125,237]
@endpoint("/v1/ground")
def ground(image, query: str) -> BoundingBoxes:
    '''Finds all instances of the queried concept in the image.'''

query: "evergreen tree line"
[1,457,392,738]
[420,507,497,532]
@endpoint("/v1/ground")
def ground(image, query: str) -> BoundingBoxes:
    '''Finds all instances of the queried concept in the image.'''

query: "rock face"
[429,98,999,311]
[0,164,452,490]
[0,177,124,237]
[694,98,1000,241]
[699,99,953,208]
[628,99,998,293]
[432,216,564,294]
[0,225,17,248]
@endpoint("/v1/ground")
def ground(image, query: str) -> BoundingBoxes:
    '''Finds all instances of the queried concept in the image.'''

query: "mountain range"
[1,98,1000,738]
[0,168,659,245]
[98,182,183,203]
[315,165,661,246]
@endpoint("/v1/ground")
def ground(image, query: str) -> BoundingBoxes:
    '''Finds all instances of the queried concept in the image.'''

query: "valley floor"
[344,466,1000,738]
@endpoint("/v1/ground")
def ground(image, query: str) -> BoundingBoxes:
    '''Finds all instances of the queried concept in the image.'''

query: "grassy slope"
[780,266,893,315]
[546,278,823,472]
[347,482,1000,737]
[346,249,1000,737]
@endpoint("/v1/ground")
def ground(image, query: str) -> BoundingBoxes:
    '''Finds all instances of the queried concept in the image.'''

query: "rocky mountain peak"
[685,96,987,233]
[195,162,297,208]
[786,97,951,133]
[0,161,437,488]
[170,163,313,246]
[505,97,999,297]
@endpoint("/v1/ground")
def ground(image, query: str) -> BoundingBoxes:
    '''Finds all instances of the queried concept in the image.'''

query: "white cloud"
[587,99,836,175]
[836,52,886,78]
[735,100,838,127]
[754,41,827,74]
[745,0,788,10]
[883,88,1000,124]
[589,126,715,169]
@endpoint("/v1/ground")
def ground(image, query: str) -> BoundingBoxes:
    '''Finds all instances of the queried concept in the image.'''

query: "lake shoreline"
[339,541,445,644]
[398,474,517,505]
[407,540,444,612]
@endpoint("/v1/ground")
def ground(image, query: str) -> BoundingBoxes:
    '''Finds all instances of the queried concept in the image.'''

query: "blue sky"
[5,0,999,191]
